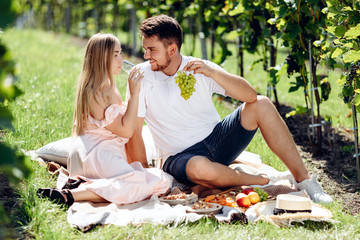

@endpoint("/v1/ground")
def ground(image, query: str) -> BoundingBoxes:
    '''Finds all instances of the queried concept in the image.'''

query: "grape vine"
[324,0,360,183]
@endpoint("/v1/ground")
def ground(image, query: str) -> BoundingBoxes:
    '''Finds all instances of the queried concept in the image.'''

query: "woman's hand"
[183,59,215,77]
[128,67,144,96]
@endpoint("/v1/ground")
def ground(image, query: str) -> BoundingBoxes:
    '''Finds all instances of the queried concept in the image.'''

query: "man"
[126,14,332,203]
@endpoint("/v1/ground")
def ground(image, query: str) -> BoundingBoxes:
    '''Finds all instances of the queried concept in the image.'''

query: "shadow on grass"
[290,220,334,231]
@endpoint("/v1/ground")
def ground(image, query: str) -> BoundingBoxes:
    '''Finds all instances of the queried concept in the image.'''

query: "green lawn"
[2,29,360,239]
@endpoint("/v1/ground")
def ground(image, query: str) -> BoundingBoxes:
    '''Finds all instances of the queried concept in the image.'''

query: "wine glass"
[151,148,164,169]
[122,60,135,74]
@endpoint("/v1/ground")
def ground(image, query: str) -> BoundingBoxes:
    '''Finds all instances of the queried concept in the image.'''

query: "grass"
[2,28,360,239]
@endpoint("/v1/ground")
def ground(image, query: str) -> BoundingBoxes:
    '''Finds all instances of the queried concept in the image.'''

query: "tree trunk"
[210,21,217,60]
[188,17,195,56]
[64,3,71,33]
[210,31,215,60]
[112,1,119,33]
[352,104,360,186]
[311,57,323,156]
[130,7,137,56]
[96,7,104,33]
[46,2,53,31]
[238,37,244,77]
[269,36,279,108]
[79,1,88,38]
[92,8,98,32]
[199,31,207,60]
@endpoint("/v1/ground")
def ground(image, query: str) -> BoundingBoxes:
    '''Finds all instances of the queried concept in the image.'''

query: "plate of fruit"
[186,201,223,215]
[203,192,237,208]
[159,193,198,206]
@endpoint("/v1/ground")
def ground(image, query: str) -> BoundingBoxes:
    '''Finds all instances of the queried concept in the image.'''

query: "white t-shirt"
[134,55,226,162]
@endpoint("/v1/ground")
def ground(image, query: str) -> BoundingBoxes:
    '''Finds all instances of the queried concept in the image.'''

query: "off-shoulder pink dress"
[67,103,172,204]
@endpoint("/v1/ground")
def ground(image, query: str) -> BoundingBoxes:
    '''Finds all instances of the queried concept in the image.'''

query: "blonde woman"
[38,33,171,206]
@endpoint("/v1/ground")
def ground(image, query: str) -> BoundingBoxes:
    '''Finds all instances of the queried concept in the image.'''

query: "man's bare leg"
[243,97,332,203]
[186,156,268,188]
[240,96,310,183]
[186,95,309,188]
[185,96,332,203]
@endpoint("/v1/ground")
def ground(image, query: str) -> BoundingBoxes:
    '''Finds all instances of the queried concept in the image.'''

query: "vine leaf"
[285,23,301,40]
[344,23,360,39]
[343,50,360,63]
[285,105,307,118]
[336,75,346,86]
[353,94,360,106]
[216,26,226,35]
[228,4,245,16]
[267,68,278,85]
[226,30,239,41]
[327,25,347,38]
[331,48,343,59]
[341,6,353,11]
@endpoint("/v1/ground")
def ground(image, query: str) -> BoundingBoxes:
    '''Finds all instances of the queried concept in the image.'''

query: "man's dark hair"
[139,15,183,50]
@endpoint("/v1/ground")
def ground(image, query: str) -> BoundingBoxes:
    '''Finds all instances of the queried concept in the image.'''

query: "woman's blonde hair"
[72,33,119,136]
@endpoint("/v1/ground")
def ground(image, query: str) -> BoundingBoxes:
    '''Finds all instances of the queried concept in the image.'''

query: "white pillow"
[35,126,156,166]
[36,137,73,166]
[35,125,261,168]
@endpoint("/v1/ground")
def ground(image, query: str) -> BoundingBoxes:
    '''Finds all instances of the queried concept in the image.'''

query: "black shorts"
[162,104,257,186]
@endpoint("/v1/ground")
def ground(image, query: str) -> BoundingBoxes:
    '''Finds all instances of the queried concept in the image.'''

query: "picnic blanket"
[28,153,300,230]
[66,183,305,230]
[25,125,330,229]
[67,194,247,231]
[61,165,300,230]
[51,160,255,230]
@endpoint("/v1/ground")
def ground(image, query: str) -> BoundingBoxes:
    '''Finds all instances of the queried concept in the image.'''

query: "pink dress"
[67,103,172,204]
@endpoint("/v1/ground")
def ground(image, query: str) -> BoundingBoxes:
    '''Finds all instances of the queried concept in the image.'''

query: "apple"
[248,192,260,204]
[241,188,254,195]
[236,193,251,208]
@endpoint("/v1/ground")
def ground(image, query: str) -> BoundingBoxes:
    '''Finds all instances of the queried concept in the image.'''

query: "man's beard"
[151,54,171,72]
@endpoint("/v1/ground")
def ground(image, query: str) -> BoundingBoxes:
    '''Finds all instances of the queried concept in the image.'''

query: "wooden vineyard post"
[308,40,316,146]
[308,40,323,155]
[352,104,360,186]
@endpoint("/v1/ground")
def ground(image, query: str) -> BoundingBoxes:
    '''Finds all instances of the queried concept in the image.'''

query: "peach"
[248,192,260,204]
[241,188,254,195]
[236,193,251,208]
[204,195,215,202]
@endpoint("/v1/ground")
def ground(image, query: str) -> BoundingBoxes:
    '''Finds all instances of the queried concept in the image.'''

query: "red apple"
[241,188,254,195]
[236,193,251,208]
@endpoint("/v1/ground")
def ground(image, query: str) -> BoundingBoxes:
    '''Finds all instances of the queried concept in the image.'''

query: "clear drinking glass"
[151,148,164,169]
[122,60,135,74]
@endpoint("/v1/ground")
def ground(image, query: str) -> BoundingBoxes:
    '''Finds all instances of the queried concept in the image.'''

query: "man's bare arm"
[183,59,257,103]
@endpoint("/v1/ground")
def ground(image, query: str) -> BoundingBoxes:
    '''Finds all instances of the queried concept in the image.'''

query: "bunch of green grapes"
[175,71,197,100]
[254,188,269,202]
